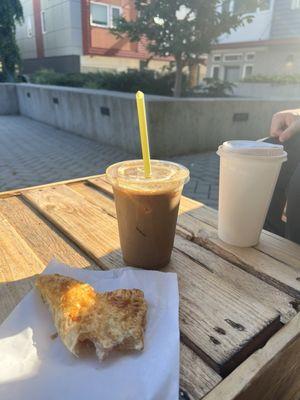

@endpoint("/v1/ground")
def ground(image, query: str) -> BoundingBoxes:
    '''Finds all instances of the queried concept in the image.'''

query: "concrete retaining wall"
[16,84,141,155]
[234,82,300,99]
[0,84,19,115]
[3,83,300,156]
[146,97,300,156]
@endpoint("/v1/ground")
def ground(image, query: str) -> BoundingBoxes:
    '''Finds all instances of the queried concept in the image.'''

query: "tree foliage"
[0,0,24,81]
[112,1,250,96]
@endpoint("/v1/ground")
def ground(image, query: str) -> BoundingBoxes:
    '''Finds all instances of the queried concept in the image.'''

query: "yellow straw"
[136,91,151,178]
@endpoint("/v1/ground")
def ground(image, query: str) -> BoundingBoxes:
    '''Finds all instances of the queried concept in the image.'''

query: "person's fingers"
[279,124,297,142]
[270,114,285,137]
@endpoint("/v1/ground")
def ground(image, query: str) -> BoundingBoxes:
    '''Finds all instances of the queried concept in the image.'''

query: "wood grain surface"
[1,176,300,399]
[0,191,220,399]
[24,184,282,376]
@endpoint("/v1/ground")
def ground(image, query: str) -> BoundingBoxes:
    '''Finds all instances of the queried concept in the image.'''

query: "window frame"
[211,65,221,79]
[90,2,110,28]
[41,10,46,34]
[232,0,271,14]
[90,2,122,28]
[245,52,255,61]
[213,54,222,62]
[111,5,122,27]
[243,64,254,79]
[223,53,243,62]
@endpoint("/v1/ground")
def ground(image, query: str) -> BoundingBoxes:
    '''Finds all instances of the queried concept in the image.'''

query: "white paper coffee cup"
[217,140,287,247]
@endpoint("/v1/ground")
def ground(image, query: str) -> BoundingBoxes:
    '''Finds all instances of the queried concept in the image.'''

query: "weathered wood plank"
[0,213,44,323]
[0,174,101,199]
[72,183,297,324]
[88,176,114,197]
[171,249,281,376]
[174,235,296,324]
[23,186,124,270]
[180,197,300,270]
[70,182,116,217]
[24,185,282,376]
[0,196,97,269]
[204,313,300,400]
[180,343,221,400]
[256,230,300,271]
[177,212,300,299]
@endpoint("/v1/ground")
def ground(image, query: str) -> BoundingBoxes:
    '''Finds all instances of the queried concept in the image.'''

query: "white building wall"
[40,0,83,57]
[218,0,275,44]
[16,0,37,59]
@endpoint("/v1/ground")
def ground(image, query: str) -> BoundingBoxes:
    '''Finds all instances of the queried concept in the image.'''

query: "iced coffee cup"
[217,140,287,247]
[106,160,189,269]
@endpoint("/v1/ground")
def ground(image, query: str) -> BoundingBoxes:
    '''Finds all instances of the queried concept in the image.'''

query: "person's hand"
[270,109,300,142]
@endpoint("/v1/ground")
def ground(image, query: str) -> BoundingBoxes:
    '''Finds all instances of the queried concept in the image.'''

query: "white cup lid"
[220,140,285,157]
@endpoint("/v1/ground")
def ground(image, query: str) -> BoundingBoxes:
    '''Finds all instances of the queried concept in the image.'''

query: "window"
[291,0,300,9]
[224,54,242,62]
[233,0,270,14]
[245,52,255,61]
[224,66,240,82]
[111,6,121,27]
[27,17,33,37]
[212,66,220,79]
[90,3,122,28]
[243,65,253,78]
[41,11,46,34]
[233,0,257,14]
[213,54,221,62]
[90,3,109,27]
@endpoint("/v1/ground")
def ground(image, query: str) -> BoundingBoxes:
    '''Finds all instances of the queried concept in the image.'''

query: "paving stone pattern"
[0,116,219,208]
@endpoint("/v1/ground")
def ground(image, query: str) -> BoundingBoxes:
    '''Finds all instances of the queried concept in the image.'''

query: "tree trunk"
[188,64,198,89]
[174,57,183,97]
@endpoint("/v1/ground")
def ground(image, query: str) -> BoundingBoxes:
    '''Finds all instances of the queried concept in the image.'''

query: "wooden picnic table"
[1,174,300,400]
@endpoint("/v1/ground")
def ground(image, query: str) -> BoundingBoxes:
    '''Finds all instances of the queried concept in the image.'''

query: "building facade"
[16,0,169,74]
[207,0,300,81]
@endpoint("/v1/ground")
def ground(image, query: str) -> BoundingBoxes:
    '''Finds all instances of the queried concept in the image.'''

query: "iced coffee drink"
[106,160,189,269]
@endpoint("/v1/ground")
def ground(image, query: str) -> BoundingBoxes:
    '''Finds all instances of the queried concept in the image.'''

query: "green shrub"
[30,68,188,96]
[243,74,300,84]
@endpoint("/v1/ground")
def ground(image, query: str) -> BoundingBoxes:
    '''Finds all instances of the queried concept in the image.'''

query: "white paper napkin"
[0,260,179,400]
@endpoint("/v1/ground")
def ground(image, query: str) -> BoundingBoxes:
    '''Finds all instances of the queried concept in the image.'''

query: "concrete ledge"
[2,83,300,156]
[0,84,19,115]
[234,82,300,99]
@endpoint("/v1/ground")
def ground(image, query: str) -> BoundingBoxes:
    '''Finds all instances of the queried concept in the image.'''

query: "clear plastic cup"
[217,140,287,247]
[106,160,189,268]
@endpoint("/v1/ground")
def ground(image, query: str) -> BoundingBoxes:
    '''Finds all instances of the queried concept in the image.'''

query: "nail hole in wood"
[209,336,221,345]
[214,327,226,335]
[225,319,245,331]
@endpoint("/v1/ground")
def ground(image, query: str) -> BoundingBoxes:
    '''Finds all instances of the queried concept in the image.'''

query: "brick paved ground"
[0,116,219,208]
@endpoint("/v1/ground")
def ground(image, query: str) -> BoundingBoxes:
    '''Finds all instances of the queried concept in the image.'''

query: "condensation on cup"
[217,140,287,247]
